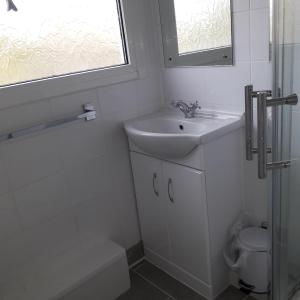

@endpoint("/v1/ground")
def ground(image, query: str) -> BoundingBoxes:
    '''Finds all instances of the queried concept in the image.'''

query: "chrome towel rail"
[257,92,298,179]
[0,103,96,143]
[244,85,272,161]
[245,85,298,179]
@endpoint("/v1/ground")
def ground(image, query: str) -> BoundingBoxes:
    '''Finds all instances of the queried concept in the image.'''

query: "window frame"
[0,0,140,109]
[159,0,234,67]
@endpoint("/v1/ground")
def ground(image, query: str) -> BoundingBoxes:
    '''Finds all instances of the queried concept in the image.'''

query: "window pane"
[0,0,126,86]
[174,0,231,55]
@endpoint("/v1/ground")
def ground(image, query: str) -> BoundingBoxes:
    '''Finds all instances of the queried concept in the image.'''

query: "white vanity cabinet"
[131,153,210,284]
[130,154,169,260]
[126,111,244,300]
[163,162,210,283]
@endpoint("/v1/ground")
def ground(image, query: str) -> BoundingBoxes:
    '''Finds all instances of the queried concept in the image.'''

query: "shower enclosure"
[246,0,300,298]
[272,0,300,299]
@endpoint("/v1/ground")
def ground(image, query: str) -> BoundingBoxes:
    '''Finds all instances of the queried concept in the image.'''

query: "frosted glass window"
[174,0,232,55]
[0,0,127,86]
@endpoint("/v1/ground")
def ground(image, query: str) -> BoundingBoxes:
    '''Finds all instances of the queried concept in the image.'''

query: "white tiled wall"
[0,0,164,277]
[0,0,273,280]
[161,0,272,223]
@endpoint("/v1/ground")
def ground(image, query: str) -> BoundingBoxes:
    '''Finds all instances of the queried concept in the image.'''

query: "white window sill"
[0,64,139,110]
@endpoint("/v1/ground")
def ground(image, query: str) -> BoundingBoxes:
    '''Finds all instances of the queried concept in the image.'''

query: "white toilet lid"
[239,227,269,251]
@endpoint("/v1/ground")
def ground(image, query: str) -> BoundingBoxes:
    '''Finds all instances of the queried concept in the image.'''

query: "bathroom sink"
[124,109,243,159]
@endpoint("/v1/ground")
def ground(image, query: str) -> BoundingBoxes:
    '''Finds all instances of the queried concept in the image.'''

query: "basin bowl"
[124,110,243,159]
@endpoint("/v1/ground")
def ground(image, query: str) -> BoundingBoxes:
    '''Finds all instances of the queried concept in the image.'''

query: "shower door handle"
[257,92,298,179]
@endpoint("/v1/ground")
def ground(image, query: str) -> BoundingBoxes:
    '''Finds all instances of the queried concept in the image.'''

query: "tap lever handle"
[171,100,201,109]
[191,101,201,110]
[171,100,201,118]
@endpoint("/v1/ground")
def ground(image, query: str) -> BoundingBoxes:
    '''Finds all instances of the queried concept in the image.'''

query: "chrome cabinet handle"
[152,173,159,197]
[168,178,174,203]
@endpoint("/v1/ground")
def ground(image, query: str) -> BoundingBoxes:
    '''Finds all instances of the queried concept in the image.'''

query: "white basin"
[124,109,243,159]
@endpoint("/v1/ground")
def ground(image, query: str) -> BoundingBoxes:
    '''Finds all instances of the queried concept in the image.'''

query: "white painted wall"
[0,0,164,278]
[160,0,272,223]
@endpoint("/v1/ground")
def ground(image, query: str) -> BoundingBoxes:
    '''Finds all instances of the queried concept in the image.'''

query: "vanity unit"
[125,108,244,299]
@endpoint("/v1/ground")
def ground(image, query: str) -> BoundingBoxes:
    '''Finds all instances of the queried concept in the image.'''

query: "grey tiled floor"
[117,260,257,300]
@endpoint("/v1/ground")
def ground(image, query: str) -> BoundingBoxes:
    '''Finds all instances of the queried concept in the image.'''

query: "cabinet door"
[163,162,210,283]
[130,153,169,259]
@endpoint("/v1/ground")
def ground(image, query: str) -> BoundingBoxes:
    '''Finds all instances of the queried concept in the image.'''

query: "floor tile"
[116,271,168,300]
[126,241,144,266]
[134,260,206,300]
[245,296,268,300]
[216,285,247,300]
[131,259,146,271]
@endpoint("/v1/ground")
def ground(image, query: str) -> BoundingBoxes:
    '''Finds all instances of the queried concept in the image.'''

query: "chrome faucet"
[171,101,201,118]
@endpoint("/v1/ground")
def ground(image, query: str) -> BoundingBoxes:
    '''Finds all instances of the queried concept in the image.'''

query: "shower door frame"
[271,0,281,298]
[271,0,294,299]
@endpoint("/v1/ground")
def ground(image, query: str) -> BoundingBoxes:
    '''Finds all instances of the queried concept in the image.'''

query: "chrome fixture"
[0,103,96,143]
[152,173,159,197]
[257,92,298,179]
[244,85,298,179]
[167,178,174,203]
[244,85,272,161]
[6,0,17,11]
[171,101,201,118]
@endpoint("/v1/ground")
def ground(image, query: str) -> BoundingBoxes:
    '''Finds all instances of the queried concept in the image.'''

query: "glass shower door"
[273,0,300,299]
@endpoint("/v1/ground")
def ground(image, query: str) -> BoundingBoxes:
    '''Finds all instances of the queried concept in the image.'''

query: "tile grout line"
[132,268,176,300]
[128,255,145,269]
[130,260,144,273]
[131,268,177,300]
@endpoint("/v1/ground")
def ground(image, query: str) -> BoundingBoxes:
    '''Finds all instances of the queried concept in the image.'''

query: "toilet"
[236,227,270,294]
